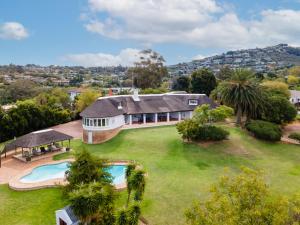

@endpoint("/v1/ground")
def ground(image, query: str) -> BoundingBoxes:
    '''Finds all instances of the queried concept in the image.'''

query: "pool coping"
[9,159,130,191]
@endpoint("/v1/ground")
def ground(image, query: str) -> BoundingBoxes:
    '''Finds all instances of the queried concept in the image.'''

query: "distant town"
[1,44,300,89]
[169,44,300,76]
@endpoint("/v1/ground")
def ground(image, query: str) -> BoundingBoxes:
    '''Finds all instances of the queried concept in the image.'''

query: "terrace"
[1,129,73,165]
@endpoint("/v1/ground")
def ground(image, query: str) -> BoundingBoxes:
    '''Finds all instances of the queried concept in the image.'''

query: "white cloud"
[83,0,300,49]
[0,22,29,40]
[64,48,142,67]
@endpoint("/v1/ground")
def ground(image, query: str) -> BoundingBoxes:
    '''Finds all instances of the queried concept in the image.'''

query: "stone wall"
[83,126,121,144]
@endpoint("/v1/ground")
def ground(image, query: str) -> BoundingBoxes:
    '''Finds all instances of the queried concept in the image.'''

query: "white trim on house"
[82,115,125,131]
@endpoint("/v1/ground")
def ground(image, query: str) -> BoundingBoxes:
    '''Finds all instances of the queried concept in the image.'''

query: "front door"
[88,131,93,144]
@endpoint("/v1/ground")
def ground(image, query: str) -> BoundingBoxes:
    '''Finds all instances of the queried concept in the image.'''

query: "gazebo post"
[22,147,23,157]
[69,139,71,148]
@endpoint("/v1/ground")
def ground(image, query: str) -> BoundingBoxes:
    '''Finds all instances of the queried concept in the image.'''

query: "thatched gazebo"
[1,129,73,165]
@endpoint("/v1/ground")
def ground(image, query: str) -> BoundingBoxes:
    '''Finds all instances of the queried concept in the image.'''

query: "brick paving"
[51,120,82,139]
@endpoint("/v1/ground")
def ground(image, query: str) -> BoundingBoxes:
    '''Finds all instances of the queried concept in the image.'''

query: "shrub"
[263,95,297,124]
[196,126,229,141]
[246,120,282,142]
[176,120,229,141]
[288,132,300,142]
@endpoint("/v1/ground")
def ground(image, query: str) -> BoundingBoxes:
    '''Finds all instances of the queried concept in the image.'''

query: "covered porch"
[125,111,193,126]
[1,129,73,165]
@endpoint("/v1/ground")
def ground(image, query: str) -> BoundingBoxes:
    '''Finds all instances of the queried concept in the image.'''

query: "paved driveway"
[52,120,82,139]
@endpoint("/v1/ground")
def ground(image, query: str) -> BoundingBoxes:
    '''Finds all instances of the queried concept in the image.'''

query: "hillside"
[168,44,300,76]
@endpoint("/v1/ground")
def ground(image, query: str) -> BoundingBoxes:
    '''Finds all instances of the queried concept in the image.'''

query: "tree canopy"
[190,68,217,96]
[172,76,190,92]
[75,89,101,112]
[186,167,300,225]
[128,49,168,89]
[261,80,290,99]
[211,69,264,125]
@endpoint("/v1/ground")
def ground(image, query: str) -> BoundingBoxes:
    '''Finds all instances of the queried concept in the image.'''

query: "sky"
[1,0,300,66]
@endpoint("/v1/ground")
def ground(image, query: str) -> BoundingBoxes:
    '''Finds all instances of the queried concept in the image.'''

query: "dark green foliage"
[211,69,265,125]
[263,95,297,124]
[66,148,112,191]
[176,120,229,141]
[172,76,190,92]
[190,68,217,96]
[116,205,141,225]
[217,66,233,80]
[126,164,146,207]
[288,132,300,142]
[246,120,282,141]
[69,182,115,225]
[0,101,71,142]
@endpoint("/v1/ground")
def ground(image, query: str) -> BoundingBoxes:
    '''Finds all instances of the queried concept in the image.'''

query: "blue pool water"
[20,162,127,185]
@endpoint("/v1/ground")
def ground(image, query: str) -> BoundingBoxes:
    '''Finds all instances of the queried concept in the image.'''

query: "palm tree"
[132,170,146,201]
[69,182,115,225]
[127,204,141,225]
[126,164,136,207]
[116,210,128,225]
[212,69,264,126]
[126,165,146,207]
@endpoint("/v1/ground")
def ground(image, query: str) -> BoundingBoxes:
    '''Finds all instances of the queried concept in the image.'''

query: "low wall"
[83,127,122,144]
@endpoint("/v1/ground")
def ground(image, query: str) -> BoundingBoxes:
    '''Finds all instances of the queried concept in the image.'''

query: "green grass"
[2,125,300,225]
[0,185,67,225]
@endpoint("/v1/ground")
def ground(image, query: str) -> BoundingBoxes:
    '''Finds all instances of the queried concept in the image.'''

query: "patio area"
[1,129,73,165]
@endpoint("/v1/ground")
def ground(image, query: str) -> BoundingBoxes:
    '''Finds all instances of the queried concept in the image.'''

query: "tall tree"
[172,76,190,92]
[75,89,101,112]
[128,49,168,89]
[217,65,233,80]
[263,95,297,124]
[190,68,217,96]
[126,164,146,207]
[261,80,290,99]
[66,148,112,191]
[69,182,115,225]
[211,69,264,126]
[186,167,300,225]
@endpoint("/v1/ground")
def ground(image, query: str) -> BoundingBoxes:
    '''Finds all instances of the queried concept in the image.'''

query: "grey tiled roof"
[64,206,79,224]
[80,93,216,118]
[3,129,73,152]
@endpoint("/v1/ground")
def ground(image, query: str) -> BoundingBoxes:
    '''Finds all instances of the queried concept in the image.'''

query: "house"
[290,90,300,104]
[68,89,82,101]
[80,90,216,144]
[290,90,300,111]
[55,206,79,225]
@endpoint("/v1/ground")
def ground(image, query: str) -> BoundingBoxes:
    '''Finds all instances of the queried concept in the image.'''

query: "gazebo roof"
[3,129,73,153]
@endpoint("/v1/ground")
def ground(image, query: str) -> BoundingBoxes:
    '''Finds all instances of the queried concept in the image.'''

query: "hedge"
[246,120,282,142]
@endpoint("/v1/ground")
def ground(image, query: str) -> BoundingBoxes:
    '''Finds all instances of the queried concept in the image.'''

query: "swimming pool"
[20,162,127,185]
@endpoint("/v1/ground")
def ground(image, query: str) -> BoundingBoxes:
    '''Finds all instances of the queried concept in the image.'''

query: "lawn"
[2,125,300,225]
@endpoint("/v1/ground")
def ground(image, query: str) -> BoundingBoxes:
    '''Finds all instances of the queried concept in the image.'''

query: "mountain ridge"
[168,44,300,76]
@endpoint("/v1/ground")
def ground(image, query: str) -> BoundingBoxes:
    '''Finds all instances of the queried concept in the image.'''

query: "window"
[102,118,106,127]
[188,99,198,105]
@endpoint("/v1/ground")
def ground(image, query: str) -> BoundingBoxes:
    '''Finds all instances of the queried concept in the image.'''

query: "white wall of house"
[82,115,125,131]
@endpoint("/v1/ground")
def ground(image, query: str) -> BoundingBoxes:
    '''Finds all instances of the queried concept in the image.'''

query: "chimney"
[132,89,140,101]
[108,88,113,96]
[118,102,123,110]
